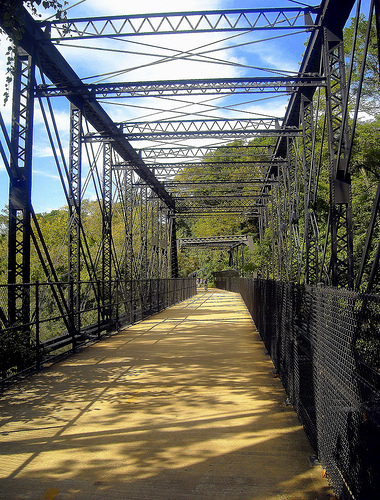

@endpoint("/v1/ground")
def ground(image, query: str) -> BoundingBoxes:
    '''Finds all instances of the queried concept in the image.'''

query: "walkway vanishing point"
[0,290,333,500]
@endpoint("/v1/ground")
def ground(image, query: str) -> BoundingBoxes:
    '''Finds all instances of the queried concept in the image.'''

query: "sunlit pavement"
[0,289,334,499]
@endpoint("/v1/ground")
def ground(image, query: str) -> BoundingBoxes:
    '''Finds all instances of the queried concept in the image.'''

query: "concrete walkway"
[0,289,334,499]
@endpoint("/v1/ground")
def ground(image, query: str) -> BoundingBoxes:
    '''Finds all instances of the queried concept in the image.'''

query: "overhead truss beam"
[178,235,253,250]
[40,7,318,41]
[36,77,326,98]
[139,145,277,160]
[3,9,174,209]
[113,118,301,141]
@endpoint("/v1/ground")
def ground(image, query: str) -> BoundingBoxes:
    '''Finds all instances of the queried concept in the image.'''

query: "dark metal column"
[301,95,320,284]
[136,183,148,280]
[102,142,113,320]
[273,160,290,281]
[8,49,34,332]
[169,215,179,278]
[323,27,354,288]
[159,207,169,278]
[68,105,82,335]
[148,196,159,279]
[287,136,302,283]
[122,165,134,280]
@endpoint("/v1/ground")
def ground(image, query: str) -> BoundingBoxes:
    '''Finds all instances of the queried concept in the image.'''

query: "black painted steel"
[41,7,318,40]
[0,277,196,382]
[217,276,380,500]
[36,77,326,99]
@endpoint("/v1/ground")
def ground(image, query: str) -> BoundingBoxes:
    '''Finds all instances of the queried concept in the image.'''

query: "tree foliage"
[0,0,68,102]
[344,13,380,116]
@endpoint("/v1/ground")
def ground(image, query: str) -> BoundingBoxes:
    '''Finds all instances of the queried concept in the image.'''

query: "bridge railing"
[216,276,380,500]
[0,277,196,384]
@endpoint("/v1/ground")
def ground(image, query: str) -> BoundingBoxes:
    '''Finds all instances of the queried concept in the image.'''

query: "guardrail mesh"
[216,276,380,500]
[0,277,196,383]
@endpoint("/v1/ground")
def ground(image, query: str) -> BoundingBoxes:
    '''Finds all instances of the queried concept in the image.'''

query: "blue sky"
[0,0,373,213]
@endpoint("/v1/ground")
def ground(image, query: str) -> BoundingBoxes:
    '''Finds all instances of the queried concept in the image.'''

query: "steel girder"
[7,49,34,332]
[116,118,302,141]
[161,180,276,189]
[147,198,159,279]
[160,209,171,279]
[323,27,354,288]
[0,0,371,299]
[121,166,135,280]
[102,143,113,320]
[40,7,317,41]
[287,136,302,283]
[301,95,320,285]
[139,145,275,161]
[228,244,246,272]
[268,0,357,288]
[170,217,179,279]
[145,161,284,179]
[174,195,267,215]
[178,235,253,250]
[36,77,326,99]
[68,105,82,335]
[354,0,380,292]
[1,9,174,210]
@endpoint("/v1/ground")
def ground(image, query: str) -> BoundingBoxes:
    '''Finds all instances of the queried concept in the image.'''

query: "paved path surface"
[0,289,334,499]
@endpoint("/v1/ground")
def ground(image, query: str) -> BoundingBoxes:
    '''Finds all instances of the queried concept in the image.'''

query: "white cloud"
[82,0,223,16]
[32,169,61,180]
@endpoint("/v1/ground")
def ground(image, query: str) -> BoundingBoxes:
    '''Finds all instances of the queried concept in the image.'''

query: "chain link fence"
[215,276,380,500]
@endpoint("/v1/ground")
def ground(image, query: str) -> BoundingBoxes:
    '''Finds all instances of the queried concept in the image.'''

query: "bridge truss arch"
[0,0,379,377]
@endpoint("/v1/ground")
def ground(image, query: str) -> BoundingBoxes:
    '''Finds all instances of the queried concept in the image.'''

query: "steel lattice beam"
[68,105,82,335]
[1,9,174,210]
[114,118,301,141]
[7,49,34,330]
[178,235,253,250]
[148,162,283,179]
[176,206,262,215]
[323,27,354,288]
[160,179,277,188]
[140,145,276,160]
[102,142,113,319]
[275,0,356,160]
[40,7,318,41]
[35,76,326,98]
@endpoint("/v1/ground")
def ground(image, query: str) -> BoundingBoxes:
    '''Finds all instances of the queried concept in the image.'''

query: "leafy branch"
[0,0,68,104]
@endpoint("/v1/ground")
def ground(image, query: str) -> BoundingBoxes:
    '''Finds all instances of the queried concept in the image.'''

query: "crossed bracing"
[7,4,323,218]
[1,0,375,293]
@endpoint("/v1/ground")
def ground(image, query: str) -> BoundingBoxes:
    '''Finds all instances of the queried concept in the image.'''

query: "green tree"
[344,13,380,116]
[0,0,68,102]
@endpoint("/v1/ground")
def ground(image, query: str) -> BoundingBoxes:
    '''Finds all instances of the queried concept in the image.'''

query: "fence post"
[69,280,76,352]
[35,281,40,370]
[115,279,119,332]
[97,280,101,339]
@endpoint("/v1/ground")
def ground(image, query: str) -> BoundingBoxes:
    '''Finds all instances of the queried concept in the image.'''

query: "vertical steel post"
[169,215,179,278]
[160,208,169,278]
[122,165,134,280]
[68,105,82,335]
[8,49,34,330]
[102,142,113,320]
[137,182,148,279]
[158,206,164,278]
[301,95,320,284]
[323,27,354,288]
[287,136,302,283]
[148,196,159,278]
[35,280,40,370]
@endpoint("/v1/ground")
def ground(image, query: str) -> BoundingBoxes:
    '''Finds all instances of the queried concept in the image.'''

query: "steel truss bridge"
[178,235,254,269]
[1,1,380,498]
